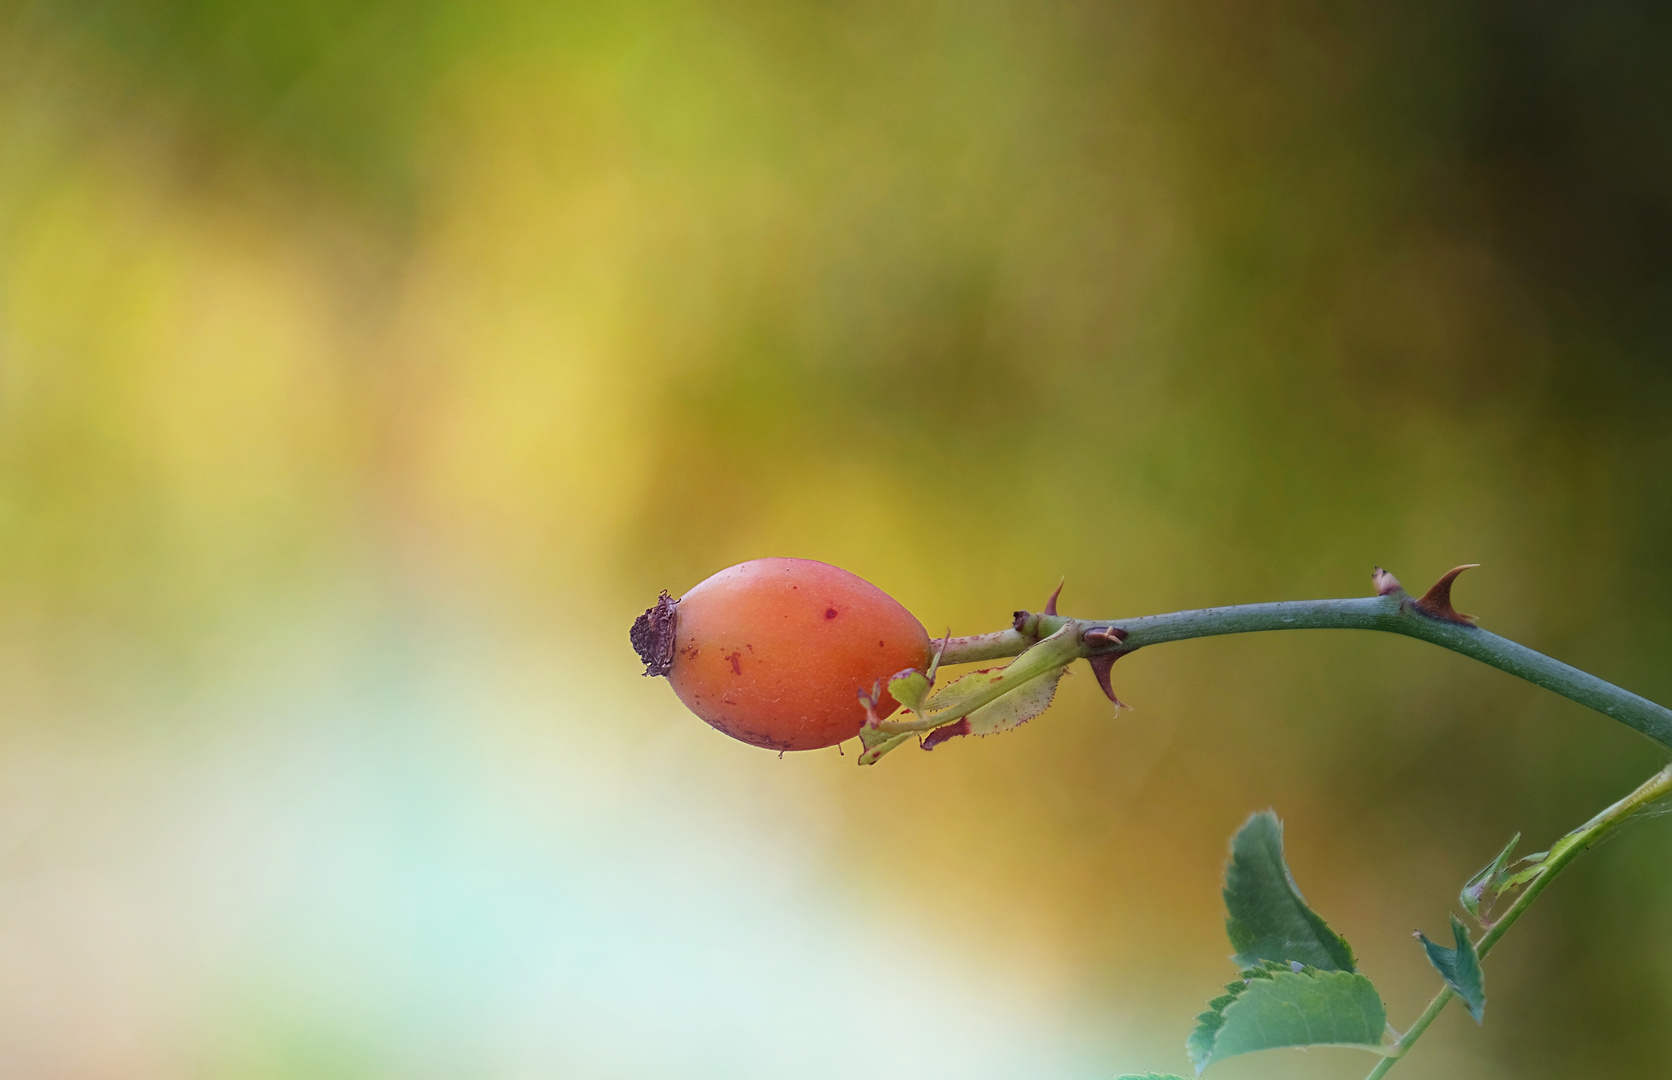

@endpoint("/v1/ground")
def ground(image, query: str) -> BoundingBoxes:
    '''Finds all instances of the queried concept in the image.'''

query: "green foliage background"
[2,2,1671,1077]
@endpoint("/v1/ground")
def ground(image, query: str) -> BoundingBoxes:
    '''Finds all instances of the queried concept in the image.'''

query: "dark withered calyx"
[631,591,679,676]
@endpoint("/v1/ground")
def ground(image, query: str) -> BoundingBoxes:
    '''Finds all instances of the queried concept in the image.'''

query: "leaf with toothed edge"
[854,678,918,765]
[966,664,1064,735]
[1416,916,1486,1022]
[1187,961,1391,1072]
[922,665,1066,750]
[858,624,1081,764]
[856,724,913,765]
[916,665,1011,718]
[901,623,1079,728]
[1499,850,1550,890]
[1461,833,1520,922]
[1496,825,1591,891]
[1223,812,1358,973]
[886,668,932,714]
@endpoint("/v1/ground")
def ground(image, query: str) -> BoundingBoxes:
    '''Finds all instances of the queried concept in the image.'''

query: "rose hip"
[632,558,930,751]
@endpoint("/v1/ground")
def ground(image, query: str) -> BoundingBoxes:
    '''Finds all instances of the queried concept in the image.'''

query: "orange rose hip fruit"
[631,558,930,751]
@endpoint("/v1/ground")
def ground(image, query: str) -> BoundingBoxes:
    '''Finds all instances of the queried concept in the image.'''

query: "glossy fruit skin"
[657,558,929,751]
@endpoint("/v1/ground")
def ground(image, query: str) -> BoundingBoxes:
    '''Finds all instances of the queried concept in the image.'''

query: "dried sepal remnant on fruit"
[630,591,679,676]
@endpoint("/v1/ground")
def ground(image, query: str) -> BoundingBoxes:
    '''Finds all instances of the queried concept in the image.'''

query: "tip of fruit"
[631,591,679,676]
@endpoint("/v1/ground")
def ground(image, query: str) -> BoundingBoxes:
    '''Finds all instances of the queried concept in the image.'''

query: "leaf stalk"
[1361,762,1672,1079]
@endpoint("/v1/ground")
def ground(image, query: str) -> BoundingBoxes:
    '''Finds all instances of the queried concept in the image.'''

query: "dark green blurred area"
[4,2,1672,1077]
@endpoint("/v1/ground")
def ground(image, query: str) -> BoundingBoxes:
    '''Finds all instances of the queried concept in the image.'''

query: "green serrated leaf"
[1416,915,1486,1023]
[918,623,1079,722]
[1223,811,1357,972]
[920,665,1010,718]
[861,625,1081,765]
[1187,963,1391,1072]
[1499,850,1551,890]
[1500,826,1586,891]
[886,668,932,714]
[856,724,914,765]
[963,664,1064,736]
[1461,833,1520,922]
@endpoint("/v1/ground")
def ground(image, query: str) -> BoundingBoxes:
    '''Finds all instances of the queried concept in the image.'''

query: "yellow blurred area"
[2,3,1671,1077]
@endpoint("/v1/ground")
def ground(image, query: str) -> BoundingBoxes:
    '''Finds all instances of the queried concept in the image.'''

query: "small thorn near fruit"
[1412,564,1481,625]
[631,558,930,752]
[1372,567,1404,596]
[1043,579,1065,617]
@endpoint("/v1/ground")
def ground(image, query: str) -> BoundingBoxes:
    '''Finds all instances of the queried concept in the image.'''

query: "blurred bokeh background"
[2,2,1671,1077]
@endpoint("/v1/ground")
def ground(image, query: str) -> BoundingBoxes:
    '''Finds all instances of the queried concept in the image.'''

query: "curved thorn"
[1087,652,1129,709]
[1043,579,1065,617]
[1413,564,1481,625]
[926,629,952,684]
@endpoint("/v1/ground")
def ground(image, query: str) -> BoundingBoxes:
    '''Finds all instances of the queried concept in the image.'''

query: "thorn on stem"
[1413,564,1481,625]
[1372,567,1403,596]
[926,629,951,683]
[1043,579,1065,616]
[1087,652,1130,709]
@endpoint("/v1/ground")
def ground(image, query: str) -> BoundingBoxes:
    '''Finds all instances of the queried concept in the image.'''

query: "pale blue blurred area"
[0,600,1111,1079]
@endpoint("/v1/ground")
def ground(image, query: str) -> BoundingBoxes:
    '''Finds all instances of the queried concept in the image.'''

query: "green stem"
[876,623,1084,734]
[1362,762,1672,1079]
[935,576,1672,1076]
[938,591,1672,751]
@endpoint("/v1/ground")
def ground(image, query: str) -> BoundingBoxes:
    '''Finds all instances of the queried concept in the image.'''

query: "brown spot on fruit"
[825,608,839,619]
[727,651,742,674]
